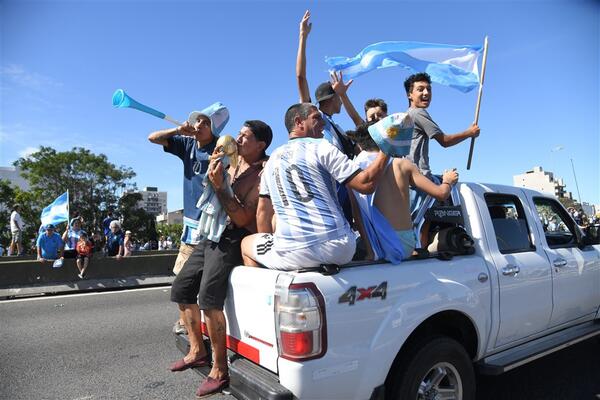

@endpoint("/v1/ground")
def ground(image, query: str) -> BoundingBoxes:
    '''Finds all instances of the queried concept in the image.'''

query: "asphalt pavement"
[0,286,230,400]
[1,286,598,400]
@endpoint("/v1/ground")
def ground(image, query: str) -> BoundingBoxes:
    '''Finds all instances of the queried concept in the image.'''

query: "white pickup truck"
[175,183,600,400]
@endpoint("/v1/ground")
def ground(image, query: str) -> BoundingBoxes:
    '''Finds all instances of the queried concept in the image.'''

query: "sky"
[1,0,599,212]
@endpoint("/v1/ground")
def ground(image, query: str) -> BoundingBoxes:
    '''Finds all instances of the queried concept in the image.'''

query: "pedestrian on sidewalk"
[9,204,24,256]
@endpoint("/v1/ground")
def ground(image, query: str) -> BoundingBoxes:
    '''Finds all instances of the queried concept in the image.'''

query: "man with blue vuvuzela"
[148,102,229,334]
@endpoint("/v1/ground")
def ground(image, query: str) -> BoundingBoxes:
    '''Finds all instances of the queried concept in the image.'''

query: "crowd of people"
[145,10,479,397]
[1,204,183,279]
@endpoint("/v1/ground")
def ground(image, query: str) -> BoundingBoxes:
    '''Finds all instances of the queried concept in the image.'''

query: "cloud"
[1,64,63,91]
[18,146,39,159]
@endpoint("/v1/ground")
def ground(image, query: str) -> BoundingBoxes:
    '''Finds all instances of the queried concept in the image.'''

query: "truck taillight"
[275,281,327,360]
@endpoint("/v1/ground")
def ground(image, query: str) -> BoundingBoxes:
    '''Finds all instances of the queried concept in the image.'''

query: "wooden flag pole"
[467,36,489,170]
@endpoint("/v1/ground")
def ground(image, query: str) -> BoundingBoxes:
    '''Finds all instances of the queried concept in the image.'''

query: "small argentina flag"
[368,113,414,158]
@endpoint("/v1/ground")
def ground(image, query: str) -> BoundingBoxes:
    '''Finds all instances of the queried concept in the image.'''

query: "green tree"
[118,192,157,243]
[14,146,136,232]
[156,223,183,247]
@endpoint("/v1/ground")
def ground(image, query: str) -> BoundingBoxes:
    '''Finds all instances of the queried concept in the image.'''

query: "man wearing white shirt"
[9,204,24,256]
[241,103,390,271]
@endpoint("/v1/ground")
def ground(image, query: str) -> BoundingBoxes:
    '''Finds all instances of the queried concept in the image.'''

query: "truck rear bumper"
[174,333,294,400]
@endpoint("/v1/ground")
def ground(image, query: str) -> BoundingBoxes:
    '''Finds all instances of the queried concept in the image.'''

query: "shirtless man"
[349,123,458,260]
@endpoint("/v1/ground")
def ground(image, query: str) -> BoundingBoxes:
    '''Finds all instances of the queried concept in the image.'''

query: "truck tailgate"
[224,266,283,373]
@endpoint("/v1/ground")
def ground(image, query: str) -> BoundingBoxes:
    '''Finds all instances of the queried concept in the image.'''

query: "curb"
[0,275,175,300]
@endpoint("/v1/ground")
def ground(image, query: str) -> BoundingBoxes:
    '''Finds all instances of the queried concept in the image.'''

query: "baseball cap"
[367,113,414,157]
[315,82,336,103]
[45,223,55,230]
[188,102,229,137]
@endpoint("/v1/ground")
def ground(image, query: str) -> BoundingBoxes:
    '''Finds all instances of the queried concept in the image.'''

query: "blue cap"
[45,223,55,230]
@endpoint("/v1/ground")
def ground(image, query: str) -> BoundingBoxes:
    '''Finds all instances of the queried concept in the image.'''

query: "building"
[0,166,29,191]
[156,209,183,225]
[581,202,595,217]
[123,186,168,216]
[513,166,571,199]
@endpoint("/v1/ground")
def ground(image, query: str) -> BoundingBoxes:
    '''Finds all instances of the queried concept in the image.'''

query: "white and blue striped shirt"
[260,138,360,251]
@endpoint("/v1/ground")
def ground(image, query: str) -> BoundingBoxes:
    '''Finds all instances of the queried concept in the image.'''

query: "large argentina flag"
[40,191,69,226]
[326,41,483,93]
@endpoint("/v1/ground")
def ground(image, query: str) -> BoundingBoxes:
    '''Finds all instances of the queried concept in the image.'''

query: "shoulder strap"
[325,116,355,160]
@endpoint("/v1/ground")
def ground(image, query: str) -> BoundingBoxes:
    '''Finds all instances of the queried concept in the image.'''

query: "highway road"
[1,287,598,400]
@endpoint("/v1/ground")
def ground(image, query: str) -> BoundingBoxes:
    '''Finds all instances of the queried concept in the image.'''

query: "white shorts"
[252,233,356,271]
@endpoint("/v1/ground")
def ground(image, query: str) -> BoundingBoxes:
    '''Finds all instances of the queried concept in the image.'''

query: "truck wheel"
[387,336,475,400]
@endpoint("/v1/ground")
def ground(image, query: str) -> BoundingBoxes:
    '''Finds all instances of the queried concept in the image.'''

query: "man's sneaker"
[196,376,229,398]
[172,320,187,335]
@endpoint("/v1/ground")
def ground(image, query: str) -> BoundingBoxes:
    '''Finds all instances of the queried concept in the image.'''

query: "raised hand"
[442,169,459,186]
[330,71,353,97]
[177,122,196,137]
[469,123,480,138]
[208,159,225,190]
[299,10,312,37]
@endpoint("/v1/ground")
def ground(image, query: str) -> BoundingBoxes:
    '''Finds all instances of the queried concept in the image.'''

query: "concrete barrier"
[0,251,178,299]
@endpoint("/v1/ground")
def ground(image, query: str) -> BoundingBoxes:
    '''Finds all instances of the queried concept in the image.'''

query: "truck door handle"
[553,258,568,268]
[502,265,520,276]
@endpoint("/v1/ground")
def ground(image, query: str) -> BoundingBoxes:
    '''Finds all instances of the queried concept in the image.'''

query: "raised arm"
[296,10,312,103]
[345,151,390,194]
[147,122,195,147]
[434,123,480,148]
[408,162,458,201]
[330,71,364,127]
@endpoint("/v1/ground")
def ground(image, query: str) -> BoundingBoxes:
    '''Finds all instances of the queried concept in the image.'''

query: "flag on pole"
[326,41,483,93]
[40,191,69,227]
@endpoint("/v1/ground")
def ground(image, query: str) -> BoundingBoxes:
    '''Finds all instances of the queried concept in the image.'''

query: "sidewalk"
[0,275,174,300]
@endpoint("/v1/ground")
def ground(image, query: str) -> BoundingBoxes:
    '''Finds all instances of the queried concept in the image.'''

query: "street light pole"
[570,158,583,205]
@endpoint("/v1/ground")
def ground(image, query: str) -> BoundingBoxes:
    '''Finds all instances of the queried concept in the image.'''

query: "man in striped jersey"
[241,103,390,271]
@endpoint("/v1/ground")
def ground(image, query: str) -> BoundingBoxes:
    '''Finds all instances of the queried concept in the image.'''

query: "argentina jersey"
[260,138,360,251]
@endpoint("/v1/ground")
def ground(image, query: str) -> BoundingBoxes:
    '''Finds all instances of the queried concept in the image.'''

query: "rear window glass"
[484,194,534,254]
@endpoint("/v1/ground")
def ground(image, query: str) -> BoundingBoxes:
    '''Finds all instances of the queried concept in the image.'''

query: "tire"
[387,336,475,400]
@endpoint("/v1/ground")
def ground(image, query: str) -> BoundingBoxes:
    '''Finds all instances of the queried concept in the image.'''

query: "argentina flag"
[40,191,69,226]
[326,41,483,93]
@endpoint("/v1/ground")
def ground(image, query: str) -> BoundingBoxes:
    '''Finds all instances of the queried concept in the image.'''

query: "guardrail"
[0,250,178,288]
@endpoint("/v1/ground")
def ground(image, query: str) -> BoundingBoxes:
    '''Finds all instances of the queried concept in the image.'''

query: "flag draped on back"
[40,191,69,226]
[326,41,483,93]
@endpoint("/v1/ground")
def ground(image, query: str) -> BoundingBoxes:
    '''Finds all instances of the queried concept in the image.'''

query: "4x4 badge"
[338,282,387,306]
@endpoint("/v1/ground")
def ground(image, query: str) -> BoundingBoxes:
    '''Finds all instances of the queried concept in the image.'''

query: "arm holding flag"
[36,234,44,262]
[434,123,480,148]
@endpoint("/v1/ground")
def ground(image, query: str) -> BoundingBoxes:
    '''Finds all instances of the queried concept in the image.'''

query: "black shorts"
[76,254,90,261]
[170,227,248,310]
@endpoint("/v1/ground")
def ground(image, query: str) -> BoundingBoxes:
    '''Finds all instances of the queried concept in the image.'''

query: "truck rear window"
[484,194,535,254]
